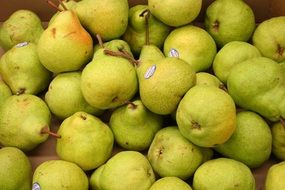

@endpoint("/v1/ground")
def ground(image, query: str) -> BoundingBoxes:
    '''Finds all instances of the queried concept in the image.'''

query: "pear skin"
[0,80,12,107]
[109,99,163,151]
[0,94,51,152]
[56,112,114,171]
[0,10,43,50]
[271,121,285,160]
[265,161,285,190]
[0,147,32,190]
[32,160,88,190]
[176,85,236,147]
[227,57,285,122]
[37,10,93,73]
[149,177,193,190]
[0,42,52,95]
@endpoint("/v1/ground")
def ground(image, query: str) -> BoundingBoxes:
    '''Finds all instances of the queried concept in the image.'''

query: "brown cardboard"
[0,0,285,189]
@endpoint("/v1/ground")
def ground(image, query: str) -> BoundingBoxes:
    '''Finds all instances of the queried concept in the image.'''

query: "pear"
[122,5,170,56]
[90,164,105,190]
[45,71,103,120]
[0,147,32,190]
[204,0,256,47]
[163,25,217,72]
[253,16,285,62]
[0,42,52,95]
[213,41,261,84]
[37,9,93,73]
[0,94,51,151]
[195,72,224,88]
[98,151,155,190]
[81,40,138,110]
[32,160,88,190]
[0,10,43,50]
[215,111,272,168]
[271,121,285,160]
[149,177,193,190]
[0,80,12,107]
[56,111,114,171]
[147,126,205,180]
[176,85,236,147]
[137,44,196,115]
[227,57,285,122]
[193,158,256,190]
[265,161,285,190]
[73,0,129,40]
[109,99,163,151]
[148,0,202,27]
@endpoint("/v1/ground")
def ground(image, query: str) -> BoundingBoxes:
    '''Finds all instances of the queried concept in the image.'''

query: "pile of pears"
[1,0,285,189]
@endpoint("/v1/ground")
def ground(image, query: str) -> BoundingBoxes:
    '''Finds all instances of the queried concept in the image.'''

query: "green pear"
[227,57,285,122]
[213,41,261,84]
[265,161,285,190]
[0,42,52,95]
[148,0,202,27]
[45,72,103,120]
[253,16,285,62]
[56,111,114,171]
[73,0,129,40]
[0,80,12,107]
[32,160,88,190]
[0,94,51,151]
[138,44,196,115]
[98,151,155,190]
[81,41,138,110]
[93,39,133,60]
[147,126,205,180]
[176,85,236,147]
[204,0,255,47]
[0,147,32,190]
[149,177,193,190]
[109,99,163,151]
[37,10,93,73]
[271,121,285,160]
[215,111,272,168]
[193,158,255,190]
[0,10,43,50]
[122,5,170,56]
[163,25,217,72]
[90,164,105,190]
[195,72,223,88]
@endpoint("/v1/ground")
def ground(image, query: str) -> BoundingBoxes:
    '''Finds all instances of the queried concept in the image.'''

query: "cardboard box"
[0,0,284,189]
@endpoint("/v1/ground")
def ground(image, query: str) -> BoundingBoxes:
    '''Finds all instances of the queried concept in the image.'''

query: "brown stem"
[104,49,140,66]
[280,117,285,128]
[139,9,151,46]
[219,84,228,92]
[96,34,104,48]
[124,100,137,109]
[57,0,68,11]
[41,127,61,138]
[46,0,63,12]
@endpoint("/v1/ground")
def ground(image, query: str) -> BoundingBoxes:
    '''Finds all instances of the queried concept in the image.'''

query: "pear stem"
[57,0,68,11]
[41,127,61,138]
[96,34,104,48]
[140,9,151,46]
[104,49,140,66]
[219,84,228,92]
[280,117,285,128]
[46,0,63,12]
[124,100,137,109]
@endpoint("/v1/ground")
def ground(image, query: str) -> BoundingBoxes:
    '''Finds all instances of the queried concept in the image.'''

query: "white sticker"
[16,42,29,48]
[169,48,179,58]
[144,64,156,79]
[32,182,41,190]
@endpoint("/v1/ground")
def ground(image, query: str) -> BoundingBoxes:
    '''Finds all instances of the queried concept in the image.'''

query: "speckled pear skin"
[0,10,43,50]
[0,42,52,95]
[0,80,12,107]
